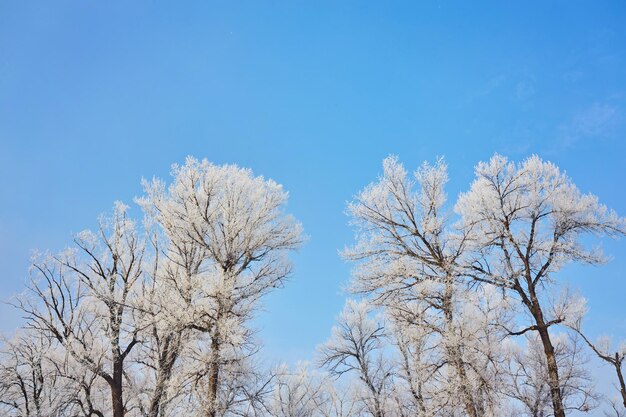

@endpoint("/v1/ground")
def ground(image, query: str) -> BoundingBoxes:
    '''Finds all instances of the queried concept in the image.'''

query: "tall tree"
[16,203,145,417]
[344,156,504,416]
[456,154,626,417]
[131,227,200,417]
[140,157,303,417]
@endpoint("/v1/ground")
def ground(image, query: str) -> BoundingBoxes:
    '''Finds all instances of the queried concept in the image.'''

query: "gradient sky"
[1,1,626,371]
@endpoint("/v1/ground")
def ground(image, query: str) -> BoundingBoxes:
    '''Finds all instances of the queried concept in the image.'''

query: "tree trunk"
[530,303,565,417]
[399,344,426,416]
[443,278,479,417]
[450,343,479,417]
[536,326,565,417]
[111,360,125,417]
[615,358,626,409]
[206,329,221,417]
[148,334,181,417]
[520,275,566,417]
[147,381,166,417]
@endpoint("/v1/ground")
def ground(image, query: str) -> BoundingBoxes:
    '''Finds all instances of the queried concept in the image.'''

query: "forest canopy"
[1,154,625,417]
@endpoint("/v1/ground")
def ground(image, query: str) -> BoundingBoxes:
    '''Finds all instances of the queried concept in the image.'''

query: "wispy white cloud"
[463,71,536,107]
[558,102,621,147]
[475,74,507,97]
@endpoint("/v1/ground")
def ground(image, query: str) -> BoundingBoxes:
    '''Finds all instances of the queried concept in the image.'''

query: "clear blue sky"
[1,1,625,366]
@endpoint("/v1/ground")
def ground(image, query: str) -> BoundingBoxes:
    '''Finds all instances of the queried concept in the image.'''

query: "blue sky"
[1,1,626,366]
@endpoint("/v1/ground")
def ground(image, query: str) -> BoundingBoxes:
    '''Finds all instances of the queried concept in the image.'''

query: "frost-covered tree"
[385,306,436,417]
[502,332,596,416]
[456,154,626,417]
[130,228,199,417]
[0,330,70,417]
[5,157,303,417]
[47,346,109,417]
[568,319,626,412]
[383,284,511,417]
[318,300,393,417]
[345,156,506,417]
[268,363,326,417]
[180,341,275,417]
[319,382,363,417]
[4,152,626,417]
[139,157,303,417]
[267,363,363,417]
[16,203,145,417]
